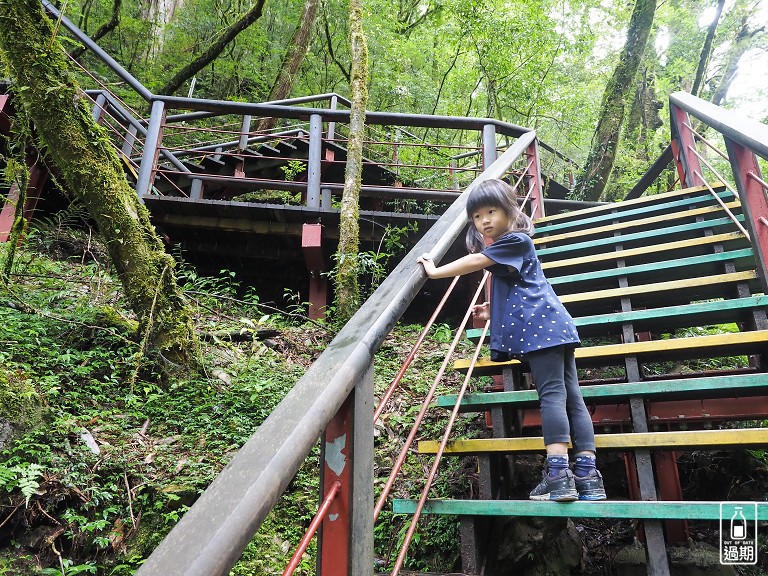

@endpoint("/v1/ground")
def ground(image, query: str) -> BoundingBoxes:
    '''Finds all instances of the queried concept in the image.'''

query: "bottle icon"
[731,506,747,540]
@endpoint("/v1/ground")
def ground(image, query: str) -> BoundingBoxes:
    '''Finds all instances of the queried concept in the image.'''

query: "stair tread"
[537,216,746,259]
[535,198,740,245]
[436,372,768,411]
[548,248,755,288]
[542,232,749,272]
[454,330,768,373]
[392,498,768,520]
[466,296,768,338]
[536,183,728,229]
[418,428,768,454]
[574,295,768,330]
[558,270,757,306]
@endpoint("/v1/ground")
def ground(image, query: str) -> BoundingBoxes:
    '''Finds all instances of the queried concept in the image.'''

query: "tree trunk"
[157,0,268,96]
[0,0,198,366]
[334,0,368,322]
[710,20,764,106]
[145,0,186,60]
[691,0,726,97]
[256,0,319,132]
[71,0,123,60]
[573,0,657,201]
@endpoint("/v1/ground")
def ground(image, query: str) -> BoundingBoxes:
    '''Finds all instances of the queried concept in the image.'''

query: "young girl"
[417,178,606,502]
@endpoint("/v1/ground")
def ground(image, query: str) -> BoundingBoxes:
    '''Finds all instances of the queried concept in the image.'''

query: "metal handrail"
[692,171,750,239]
[391,317,490,575]
[373,273,488,522]
[135,132,537,576]
[670,92,768,161]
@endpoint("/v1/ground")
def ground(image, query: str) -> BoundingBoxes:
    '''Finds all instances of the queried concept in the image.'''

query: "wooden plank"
[574,296,768,327]
[537,216,746,259]
[466,296,768,338]
[454,330,768,374]
[548,249,755,287]
[541,232,748,271]
[418,428,768,455]
[535,201,741,246]
[537,182,724,227]
[558,270,757,304]
[436,373,768,411]
[392,498,768,520]
[463,296,768,338]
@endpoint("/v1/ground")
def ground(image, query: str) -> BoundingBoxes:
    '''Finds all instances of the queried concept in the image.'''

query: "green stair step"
[542,232,750,273]
[537,182,724,229]
[537,216,746,260]
[436,372,768,411]
[392,499,768,520]
[548,248,755,288]
[456,331,768,373]
[534,192,741,244]
[418,428,768,455]
[573,296,768,334]
[561,270,759,315]
[466,296,768,340]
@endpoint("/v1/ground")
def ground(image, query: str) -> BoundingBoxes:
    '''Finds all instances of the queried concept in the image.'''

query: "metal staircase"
[2,4,767,574]
[395,182,768,574]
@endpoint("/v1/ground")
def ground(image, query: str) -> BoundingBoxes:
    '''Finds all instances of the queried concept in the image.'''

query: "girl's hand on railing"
[472,301,490,321]
[417,254,437,278]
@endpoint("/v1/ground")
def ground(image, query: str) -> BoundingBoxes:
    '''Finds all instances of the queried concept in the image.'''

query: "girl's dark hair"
[465,178,534,253]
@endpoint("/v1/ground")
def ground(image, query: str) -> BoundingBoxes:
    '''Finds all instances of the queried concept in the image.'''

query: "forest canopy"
[28,0,767,201]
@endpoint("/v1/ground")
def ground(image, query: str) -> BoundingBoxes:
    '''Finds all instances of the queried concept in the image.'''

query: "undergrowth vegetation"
[0,224,481,575]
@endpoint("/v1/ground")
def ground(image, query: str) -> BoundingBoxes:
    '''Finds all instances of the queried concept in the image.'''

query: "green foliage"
[0,242,314,573]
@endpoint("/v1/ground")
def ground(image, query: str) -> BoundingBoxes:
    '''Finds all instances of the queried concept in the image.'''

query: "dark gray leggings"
[526,345,596,452]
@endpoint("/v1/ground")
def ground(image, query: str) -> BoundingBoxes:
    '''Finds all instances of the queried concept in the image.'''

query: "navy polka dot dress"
[483,232,580,361]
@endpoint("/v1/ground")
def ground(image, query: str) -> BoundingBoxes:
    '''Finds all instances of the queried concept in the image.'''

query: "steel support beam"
[317,365,373,575]
[725,137,768,292]
[482,124,497,169]
[135,100,166,199]
[302,223,327,320]
[669,104,704,188]
[307,114,323,208]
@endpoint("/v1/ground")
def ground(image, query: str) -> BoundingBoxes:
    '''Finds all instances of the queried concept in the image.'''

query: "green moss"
[94,306,139,338]
[0,367,43,435]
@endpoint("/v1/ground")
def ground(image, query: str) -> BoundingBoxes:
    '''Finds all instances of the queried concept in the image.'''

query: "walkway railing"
[41,1,571,220]
[134,132,537,576]
[669,91,768,290]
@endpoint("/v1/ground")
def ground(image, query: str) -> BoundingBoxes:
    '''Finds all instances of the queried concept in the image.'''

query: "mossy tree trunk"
[573,0,657,201]
[0,0,198,366]
[256,0,319,132]
[691,0,726,97]
[157,0,267,95]
[334,0,368,322]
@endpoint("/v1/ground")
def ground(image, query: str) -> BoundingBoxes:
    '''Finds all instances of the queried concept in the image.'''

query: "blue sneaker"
[574,470,607,501]
[529,468,578,502]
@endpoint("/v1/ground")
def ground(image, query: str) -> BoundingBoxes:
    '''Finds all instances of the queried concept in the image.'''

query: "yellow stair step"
[418,428,768,455]
[454,331,768,373]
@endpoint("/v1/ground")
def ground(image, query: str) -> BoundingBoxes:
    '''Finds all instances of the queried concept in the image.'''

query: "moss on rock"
[0,367,43,449]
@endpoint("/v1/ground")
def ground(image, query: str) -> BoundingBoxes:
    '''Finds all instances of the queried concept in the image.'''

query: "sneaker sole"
[578,493,607,501]
[529,491,579,502]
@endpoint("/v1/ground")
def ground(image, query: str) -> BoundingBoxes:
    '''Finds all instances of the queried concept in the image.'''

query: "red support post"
[302,223,328,320]
[0,162,49,243]
[724,137,768,293]
[654,451,688,543]
[318,367,374,576]
[525,139,545,220]
[318,397,352,576]
[0,94,12,134]
[669,103,704,189]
